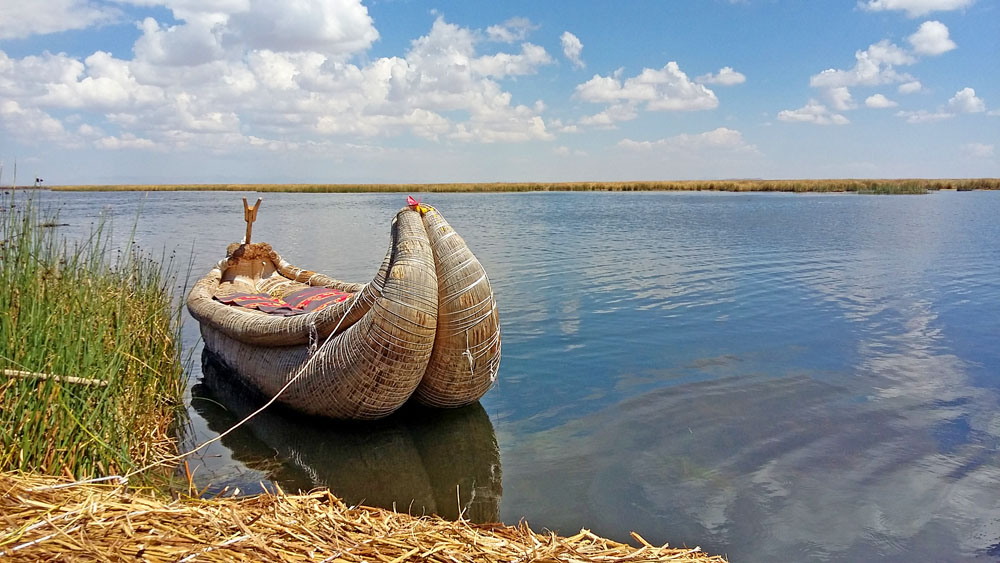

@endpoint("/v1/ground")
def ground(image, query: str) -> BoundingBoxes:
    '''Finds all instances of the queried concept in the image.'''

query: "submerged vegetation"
[47,178,1000,194]
[0,195,184,481]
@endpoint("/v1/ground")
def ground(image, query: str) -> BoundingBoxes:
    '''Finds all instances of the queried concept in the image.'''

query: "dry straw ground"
[0,472,728,562]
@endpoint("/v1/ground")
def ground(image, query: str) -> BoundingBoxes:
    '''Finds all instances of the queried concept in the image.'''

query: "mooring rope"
[30,289,365,492]
[127,292,363,482]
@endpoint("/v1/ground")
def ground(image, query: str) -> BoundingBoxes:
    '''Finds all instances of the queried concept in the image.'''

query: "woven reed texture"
[0,472,728,562]
[190,209,438,419]
[188,242,387,348]
[187,205,501,419]
[416,207,501,407]
[196,352,502,523]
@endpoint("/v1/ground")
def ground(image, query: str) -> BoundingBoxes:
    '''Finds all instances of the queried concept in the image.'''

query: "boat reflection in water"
[190,351,502,523]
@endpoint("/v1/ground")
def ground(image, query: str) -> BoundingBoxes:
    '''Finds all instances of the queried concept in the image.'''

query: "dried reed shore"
[46,178,1000,194]
[0,472,728,562]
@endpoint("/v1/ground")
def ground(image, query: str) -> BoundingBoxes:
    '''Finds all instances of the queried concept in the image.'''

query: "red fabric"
[216,287,353,316]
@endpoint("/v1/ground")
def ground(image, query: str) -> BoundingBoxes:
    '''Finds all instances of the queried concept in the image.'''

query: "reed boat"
[186,198,501,420]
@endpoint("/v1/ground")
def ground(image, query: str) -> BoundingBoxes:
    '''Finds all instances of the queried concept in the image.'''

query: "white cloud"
[695,67,746,86]
[0,13,558,151]
[961,142,994,158]
[133,17,225,67]
[898,80,923,94]
[865,93,899,108]
[0,100,68,142]
[472,43,553,78]
[578,104,638,128]
[908,21,956,55]
[828,86,857,111]
[618,127,757,153]
[561,31,585,69]
[947,87,986,113]
[485,17,536,43]
[97,133,157,150]
[575,62,718,111]
[895,109,954,123]
[37,51,165,110]
[226,0,379,57]
[810,40,915,90]
[553,145,586,156]
[778,100,850,125]
[860,0,975,17]
[0,0,120,40]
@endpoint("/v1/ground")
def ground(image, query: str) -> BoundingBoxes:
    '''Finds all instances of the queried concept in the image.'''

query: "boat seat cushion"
[216,287,353,316]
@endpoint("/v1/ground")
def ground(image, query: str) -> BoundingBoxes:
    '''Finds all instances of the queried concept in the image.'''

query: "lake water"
[26,189,1000,561]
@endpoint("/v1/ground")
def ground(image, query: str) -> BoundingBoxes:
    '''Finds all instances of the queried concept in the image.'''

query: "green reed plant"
[0,195,184,481]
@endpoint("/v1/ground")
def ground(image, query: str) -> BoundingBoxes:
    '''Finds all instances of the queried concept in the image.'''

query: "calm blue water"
[25,189,1000,562]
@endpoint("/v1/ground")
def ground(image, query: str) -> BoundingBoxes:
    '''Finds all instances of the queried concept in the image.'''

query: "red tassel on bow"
[407,196,430,215]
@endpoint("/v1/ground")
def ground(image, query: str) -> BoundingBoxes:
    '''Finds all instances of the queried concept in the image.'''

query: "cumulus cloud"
[947,87,986,113]
[0,0,120,40]
[777,100,850,125]
[908,21,956,55]
[0,100,68,142]
[472,43,553,78]
[895,109,954,123]
[860,0,975,17]
[865,93,899,108]
[226,0,379,57]
[695,67,746,86]
[485,17,537,43]
[828,86,857,111]
[561,31,585,69]
[575,62,718,111]
[810,40,915,90]
[898,80,923,94]
[97,133,157,150]
[577,104,638,128]
[618,127,757,153]
[962,142,994,158]
[0,12,559,150]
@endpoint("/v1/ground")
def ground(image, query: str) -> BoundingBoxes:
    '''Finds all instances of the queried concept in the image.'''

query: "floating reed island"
[46,177,1000,193]
[0,472,728,562]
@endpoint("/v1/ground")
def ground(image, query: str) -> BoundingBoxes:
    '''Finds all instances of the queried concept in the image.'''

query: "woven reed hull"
[187,206,501,420]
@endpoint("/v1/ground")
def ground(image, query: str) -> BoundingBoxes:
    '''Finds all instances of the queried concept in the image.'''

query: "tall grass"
[0,195,184,481]
[46,178,1000,194]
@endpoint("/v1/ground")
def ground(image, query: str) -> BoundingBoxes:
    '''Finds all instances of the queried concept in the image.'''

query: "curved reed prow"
[417,206,501,407]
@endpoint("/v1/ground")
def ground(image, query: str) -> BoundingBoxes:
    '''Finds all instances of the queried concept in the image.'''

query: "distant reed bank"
[44,178,1000,194]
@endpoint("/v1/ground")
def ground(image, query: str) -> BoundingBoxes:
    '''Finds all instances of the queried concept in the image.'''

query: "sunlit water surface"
[27,190,1000,562]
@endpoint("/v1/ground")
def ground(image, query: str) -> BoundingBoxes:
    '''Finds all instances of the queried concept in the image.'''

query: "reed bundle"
[0,472,727,562]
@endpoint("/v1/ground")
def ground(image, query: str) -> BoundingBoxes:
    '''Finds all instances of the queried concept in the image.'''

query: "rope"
[118,291,365,484]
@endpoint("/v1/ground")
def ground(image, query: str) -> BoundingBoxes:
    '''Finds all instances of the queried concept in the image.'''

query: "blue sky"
[0,0,997,185]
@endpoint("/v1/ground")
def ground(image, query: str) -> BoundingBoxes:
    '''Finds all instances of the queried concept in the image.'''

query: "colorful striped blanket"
[216,287,353,316]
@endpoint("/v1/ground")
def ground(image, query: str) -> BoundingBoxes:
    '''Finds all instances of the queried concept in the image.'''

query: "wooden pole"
[242,197,262,244]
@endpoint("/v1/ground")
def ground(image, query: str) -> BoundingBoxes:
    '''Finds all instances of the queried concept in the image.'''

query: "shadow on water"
[189,350,502,523]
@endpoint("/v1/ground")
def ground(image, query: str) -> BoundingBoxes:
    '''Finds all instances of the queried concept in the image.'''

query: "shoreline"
[36,178,1000,194]
[1,472,729,562]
